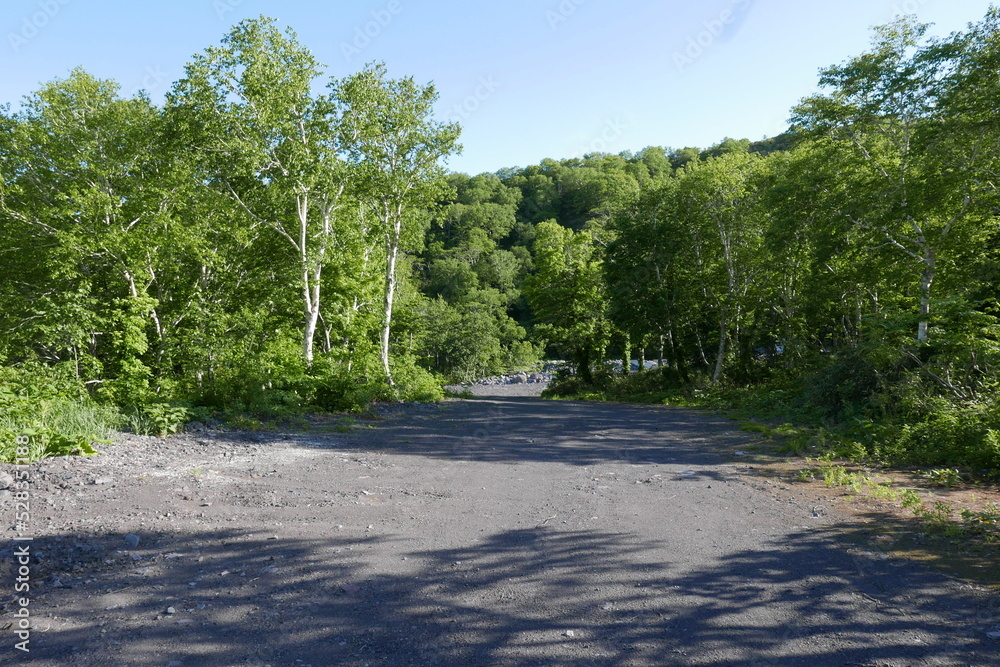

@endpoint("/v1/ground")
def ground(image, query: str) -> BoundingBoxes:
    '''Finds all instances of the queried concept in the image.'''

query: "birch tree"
[791,18,993,344]
[334,63,461,384]
[167,17,350,364]
[676,152,766,383]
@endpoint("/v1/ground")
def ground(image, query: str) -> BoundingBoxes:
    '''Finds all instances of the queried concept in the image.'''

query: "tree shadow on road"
[13,519,997,666]
[319,397,752,469]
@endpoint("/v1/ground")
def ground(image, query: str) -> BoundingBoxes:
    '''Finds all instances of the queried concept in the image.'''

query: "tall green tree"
[0,69,173,402]
[524,220,608,383]
[605,177,692,372]
[334,63,461,384]
[676,152,768,383]
[791,17,996,344]
[167,16,353,364]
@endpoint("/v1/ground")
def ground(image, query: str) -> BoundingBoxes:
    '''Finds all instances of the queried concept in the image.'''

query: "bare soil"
[2,390,999,666]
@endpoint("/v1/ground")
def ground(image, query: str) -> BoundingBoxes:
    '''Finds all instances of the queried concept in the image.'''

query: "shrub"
[874,400,1000,469]
[0,361,117,462]
[124,403,192,437]
[392,358,445,403]
[308,354,444,412]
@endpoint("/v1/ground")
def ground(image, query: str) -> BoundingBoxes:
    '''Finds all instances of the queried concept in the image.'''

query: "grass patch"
[0,363,120,462]
[795,461,1000,546]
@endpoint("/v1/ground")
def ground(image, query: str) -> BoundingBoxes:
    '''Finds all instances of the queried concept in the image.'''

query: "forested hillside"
[3,12,1000,469]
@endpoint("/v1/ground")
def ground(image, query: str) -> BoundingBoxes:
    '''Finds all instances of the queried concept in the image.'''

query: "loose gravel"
[1,392,998,666]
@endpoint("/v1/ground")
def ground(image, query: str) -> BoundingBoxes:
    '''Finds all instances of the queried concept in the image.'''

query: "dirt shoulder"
[1,397,998,666]
[722,440,1000,589]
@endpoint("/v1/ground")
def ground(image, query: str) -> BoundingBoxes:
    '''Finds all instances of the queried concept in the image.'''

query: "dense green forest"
[3,12,1000,470]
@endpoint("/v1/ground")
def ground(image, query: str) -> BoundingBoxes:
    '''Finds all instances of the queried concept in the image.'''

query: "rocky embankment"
[445,367,556,397]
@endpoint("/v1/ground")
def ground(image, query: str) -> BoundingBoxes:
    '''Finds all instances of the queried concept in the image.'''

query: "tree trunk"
[577,346,593,384]
[622,333,631,376]
[917,251,935,344]
[298,194,321,365]
[380,218,402,385]
[695,330,710,368]
[303,268,321,364]
[667,328,678,371]
[713,310,728,385]
[714,220,737,385]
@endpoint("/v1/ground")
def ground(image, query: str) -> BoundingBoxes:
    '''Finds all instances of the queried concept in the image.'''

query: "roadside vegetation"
[542,12,1000,481]
[5,10,1000,474]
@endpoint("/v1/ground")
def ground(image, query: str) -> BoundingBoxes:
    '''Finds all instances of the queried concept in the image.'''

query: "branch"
[223,180,300,252]
[904,351,969,400]
[937,193,971,242]
[847,214,925,262]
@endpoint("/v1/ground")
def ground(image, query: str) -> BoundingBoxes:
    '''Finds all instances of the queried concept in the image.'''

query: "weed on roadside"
[334,418,357,433]
[796,461,1000,547]
[922,468,963,488]
[125,403,191,437]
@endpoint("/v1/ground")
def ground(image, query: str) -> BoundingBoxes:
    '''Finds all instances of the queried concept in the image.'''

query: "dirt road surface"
[2,396,998,666]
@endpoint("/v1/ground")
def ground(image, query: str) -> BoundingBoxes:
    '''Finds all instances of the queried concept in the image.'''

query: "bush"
[0,361,118,462]
[392,358,445,403]
[309,354,444,412]
[544,363,709,404]
[124,403,192,437]
[800,348,886,420]
[871,400,1000,469]
[542,366,597,398]
[192,334,313,417]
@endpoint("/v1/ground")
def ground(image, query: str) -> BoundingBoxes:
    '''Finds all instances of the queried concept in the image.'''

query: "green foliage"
[900,489,923,509]
[922,468,964,488]
[192,328,312,416]
[713,374,1000,470]
[0,426,101,462]
[167,16,362,366]
[546,11,996,473]
[99,296,156,405]
[413,295,539,382]
[4,11,1000,475]
[819,464,865,490]
[874,402,1000,469]
[0,363,116,462]
[913,502,966,539]
[524,220,609,383]
[899,499,1000,543]
[307,354,443,412]
[543,364,708,405]
[792,463,999,543]
[334,61,462,383]
[959,505,1000,543]
[126,403,192,437]
[390,357,446,403]
[411,171,538,382]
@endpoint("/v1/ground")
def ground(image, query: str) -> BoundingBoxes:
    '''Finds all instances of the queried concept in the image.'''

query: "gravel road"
[2,395,998,666]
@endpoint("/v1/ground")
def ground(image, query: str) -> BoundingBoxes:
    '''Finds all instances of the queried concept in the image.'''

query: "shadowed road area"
[5,397,999,666]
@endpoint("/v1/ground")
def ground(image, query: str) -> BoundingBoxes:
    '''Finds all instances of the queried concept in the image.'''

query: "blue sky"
[2,0,996,175]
